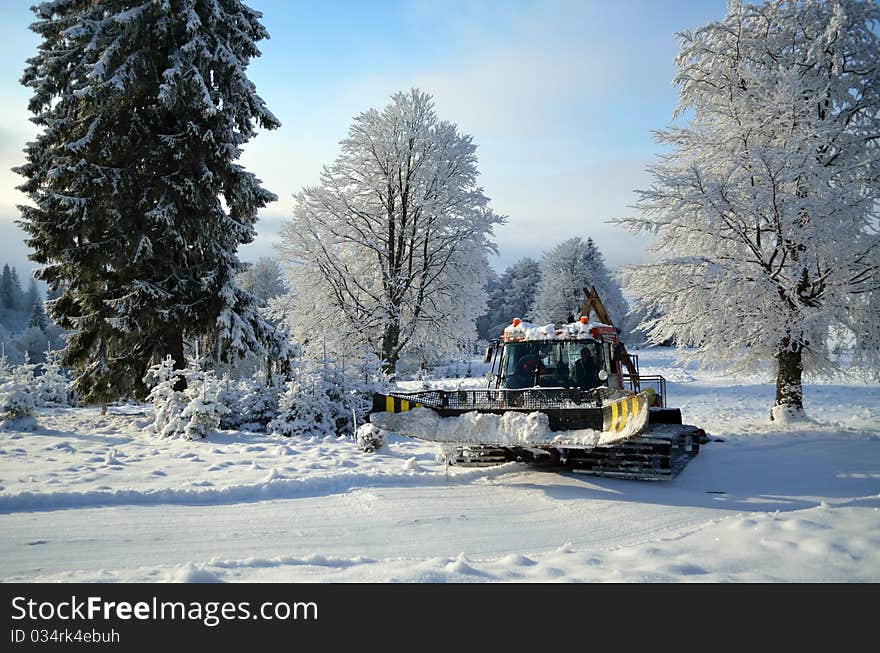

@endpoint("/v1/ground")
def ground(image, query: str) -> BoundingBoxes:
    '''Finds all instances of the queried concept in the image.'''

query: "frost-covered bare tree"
[403,239,494,367]
[619,0,880,419]
[237,257,286,306]
[276,89,503,374]
[530,238,630,334]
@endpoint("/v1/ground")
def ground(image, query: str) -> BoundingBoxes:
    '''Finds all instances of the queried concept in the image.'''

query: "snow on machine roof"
[502,316,618,343]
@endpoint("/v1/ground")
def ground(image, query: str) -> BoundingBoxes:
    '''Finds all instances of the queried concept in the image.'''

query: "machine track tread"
[449,425,702,480]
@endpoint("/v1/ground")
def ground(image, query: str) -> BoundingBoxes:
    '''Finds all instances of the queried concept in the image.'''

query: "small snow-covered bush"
[181,372,230,441]
[0,365,36,418]
[238,373,281,430]
[145,359,238,441]
[0,350,11,383]
[270,357,387,439]
[326,355,388,435]
[355,423,386,453]
[217,375,245,430]
[145,352,385,441]
[270,370,338,438]
[0,361,36,420]
[34,348,70,407]
[144,356,188,438]
[216,372,282,432]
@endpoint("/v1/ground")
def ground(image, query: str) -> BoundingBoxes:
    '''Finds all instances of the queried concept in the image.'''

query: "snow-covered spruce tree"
[475,267,500,340]
[217,375,245,430]
[144,356,229,439]
[143,356,187,438]
[269,357,385,438]
[321,359,388,434]
[480,257,542,338]
[618,0,880,420]
[223,256,290,382]
[0,350,11,383]
[270,370,338,439]
[24,278,40,309]
[530,237,630,332]
[16,1,283,406]
[19,294,52,364]
[235,370,281,430]
[0,357,37,427]
[0,265,24,314]
[275,89,504,375]
[180,371,229,440]
[28,297,50,334]
[35,347,70,407]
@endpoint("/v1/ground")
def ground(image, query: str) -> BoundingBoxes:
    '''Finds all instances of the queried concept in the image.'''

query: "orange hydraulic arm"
[581,286,640,387]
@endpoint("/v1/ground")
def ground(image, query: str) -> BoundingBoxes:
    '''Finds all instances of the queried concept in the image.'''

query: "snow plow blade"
[367,389,704,480]
[371,388,648,440]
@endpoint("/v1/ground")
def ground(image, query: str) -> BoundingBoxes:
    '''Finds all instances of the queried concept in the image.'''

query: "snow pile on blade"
[503,318,611,342]
[368,407,640,449]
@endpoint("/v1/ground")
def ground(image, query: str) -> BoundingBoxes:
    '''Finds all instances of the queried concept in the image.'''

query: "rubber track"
[450,426,702,480]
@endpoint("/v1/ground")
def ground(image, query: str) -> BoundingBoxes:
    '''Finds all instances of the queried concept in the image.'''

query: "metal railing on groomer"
[388,386,629,410]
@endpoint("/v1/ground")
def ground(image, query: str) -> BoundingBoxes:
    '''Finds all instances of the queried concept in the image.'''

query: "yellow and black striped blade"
[602,391,649,436]
[373,394,424,414]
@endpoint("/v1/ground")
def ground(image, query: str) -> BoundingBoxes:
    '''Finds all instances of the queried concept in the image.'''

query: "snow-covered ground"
[1,349,878,582]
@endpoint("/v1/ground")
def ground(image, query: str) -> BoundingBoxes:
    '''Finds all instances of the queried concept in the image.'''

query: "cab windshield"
[501,340,601,389]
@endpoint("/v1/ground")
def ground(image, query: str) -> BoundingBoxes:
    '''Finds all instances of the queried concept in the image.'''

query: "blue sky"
[0,0,729,279]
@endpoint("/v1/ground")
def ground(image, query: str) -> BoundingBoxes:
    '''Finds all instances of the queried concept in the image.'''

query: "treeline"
[0,264,64,364]
[477,237,633,342]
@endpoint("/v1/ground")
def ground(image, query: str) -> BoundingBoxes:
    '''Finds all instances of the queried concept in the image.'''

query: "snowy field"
[1,349,878,583]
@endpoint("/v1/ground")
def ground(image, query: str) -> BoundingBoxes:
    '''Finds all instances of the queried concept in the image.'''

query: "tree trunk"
[166,331,187,392]
[773,342,803,420]
[381,321,400,377]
